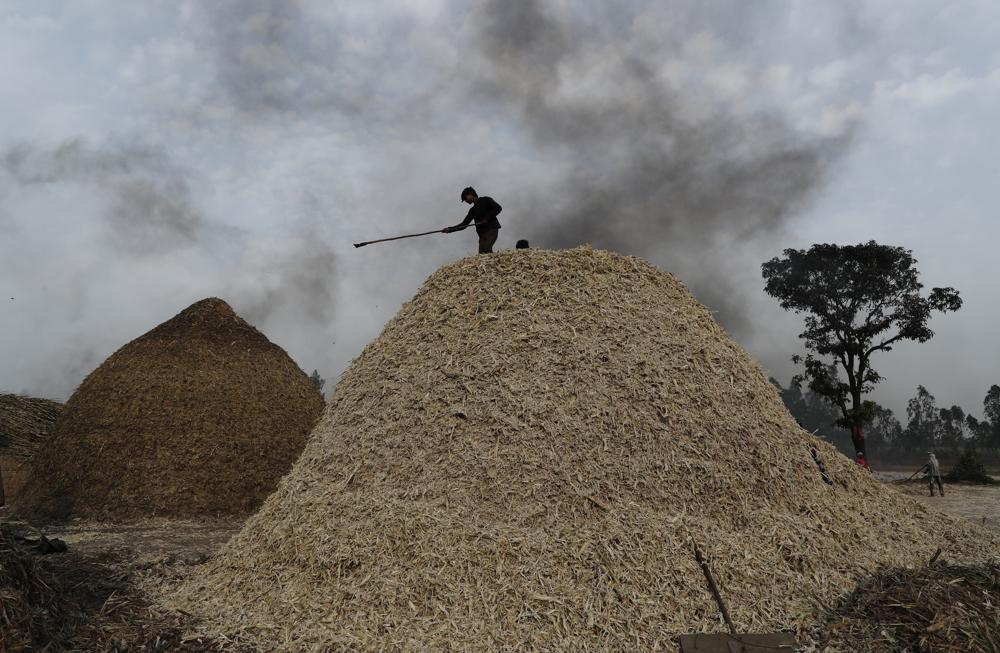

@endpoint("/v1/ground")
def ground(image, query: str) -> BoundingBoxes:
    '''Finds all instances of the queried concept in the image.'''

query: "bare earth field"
[0,513,244,651]
[883,479,1000,533]
[40,517,242,565]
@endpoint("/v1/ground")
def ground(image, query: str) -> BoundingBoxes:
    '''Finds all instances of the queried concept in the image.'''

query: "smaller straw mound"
[14,297,324,521]
[0,394,63,503]
[814,563,1000,652]
[0,394,63,460]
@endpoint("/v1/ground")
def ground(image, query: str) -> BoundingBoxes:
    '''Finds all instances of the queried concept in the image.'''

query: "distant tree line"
[772,377,1000,466]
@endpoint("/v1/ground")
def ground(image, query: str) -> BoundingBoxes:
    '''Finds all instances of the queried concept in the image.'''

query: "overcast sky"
[1,1,997,421]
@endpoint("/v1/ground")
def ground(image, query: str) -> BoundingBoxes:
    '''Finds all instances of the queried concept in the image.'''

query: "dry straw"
[14,298,324,521]
[164,249,999,651]
[0,394,63,461]
[815,562,1000,652]
[0,394,63,502]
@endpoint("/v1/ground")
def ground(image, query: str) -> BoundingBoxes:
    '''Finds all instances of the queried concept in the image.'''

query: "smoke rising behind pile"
[1,0,862,401]
[467,0,852,331]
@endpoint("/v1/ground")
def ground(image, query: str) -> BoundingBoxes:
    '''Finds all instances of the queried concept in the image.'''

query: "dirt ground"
[884,479,1000,533]
[38,517,241,565]
[0,513,244,651]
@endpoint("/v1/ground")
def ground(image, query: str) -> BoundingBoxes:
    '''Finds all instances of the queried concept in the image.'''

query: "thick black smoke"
[1,1,862,401]
[466,0,854,333]
[186,0,855,336]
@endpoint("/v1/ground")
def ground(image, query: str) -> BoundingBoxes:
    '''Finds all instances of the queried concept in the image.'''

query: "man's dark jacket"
[457,197,502,234]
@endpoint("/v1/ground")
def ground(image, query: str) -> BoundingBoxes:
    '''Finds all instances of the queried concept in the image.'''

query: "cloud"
[0,136,337,397]
[3,139,202,255]
[881,69,989,107]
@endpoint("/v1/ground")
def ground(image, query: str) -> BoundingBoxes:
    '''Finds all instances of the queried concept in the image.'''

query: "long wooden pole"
[694,542,737,635]
[353,225,467,248]
[905,465,929,482]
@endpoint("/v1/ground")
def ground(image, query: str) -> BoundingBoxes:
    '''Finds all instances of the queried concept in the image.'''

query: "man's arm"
[443,206,477,233]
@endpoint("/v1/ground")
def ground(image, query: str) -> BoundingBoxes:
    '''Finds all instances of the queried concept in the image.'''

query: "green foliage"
[866,404,904,457]
[763,242,962,433]
[945,448,994,484]
[904,385,940,452]
[771,376,852,453]
[985,385,1000,447]
[777,379,1000,463]
[309,369,326,393]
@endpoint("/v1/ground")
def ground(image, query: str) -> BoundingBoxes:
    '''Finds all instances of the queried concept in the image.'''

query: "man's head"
[516,239,529,249]
[855,452,864,459]
[461,186,478,204]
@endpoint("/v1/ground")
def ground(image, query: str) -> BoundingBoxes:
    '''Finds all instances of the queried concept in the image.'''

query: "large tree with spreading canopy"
[762,241,962,458]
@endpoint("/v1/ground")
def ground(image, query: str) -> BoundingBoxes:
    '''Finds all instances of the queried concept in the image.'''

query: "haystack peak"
[14,295,323,521]
[143,297,264,346]
[182,297,235,316]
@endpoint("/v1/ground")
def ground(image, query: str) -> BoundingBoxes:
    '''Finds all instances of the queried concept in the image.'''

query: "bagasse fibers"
[0,394,63,502]
[14,298,324,521]
[815,562,1000,652]
[0,394,63,461]
[164,248,999,650]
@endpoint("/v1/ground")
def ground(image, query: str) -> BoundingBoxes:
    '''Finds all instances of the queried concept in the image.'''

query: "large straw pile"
[0,394,63,502]
[167,249,998,650]
[14,298,324,521]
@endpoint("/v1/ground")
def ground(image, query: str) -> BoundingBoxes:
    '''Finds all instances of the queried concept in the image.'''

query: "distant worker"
[516,239,529,249]
[854,451,871,472]
[926,451,945,496]
[443,187,502,254]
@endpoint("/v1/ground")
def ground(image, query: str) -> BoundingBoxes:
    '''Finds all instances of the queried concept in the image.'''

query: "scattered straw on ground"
[0,521,242,652]
[161,248,999,651]
[811,562,1000,652]
[890,480,1000,533]
[13,298,324,522]
[1,523,71,649]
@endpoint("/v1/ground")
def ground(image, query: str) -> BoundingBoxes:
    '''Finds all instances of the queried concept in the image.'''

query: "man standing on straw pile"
[926,451,945,496]
[443,187,502,254]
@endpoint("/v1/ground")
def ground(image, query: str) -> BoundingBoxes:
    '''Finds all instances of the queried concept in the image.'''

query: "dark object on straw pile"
[0,394,63,504]
[13,297,324,521]
[166,248,998,651]
[945,449,995,485]
[815,562,1000,652]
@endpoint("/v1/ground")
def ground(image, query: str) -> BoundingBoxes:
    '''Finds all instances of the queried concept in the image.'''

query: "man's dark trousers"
[478,229,498,254]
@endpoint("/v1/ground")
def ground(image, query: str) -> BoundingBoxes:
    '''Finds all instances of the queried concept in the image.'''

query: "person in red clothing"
[854,451,871,471]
